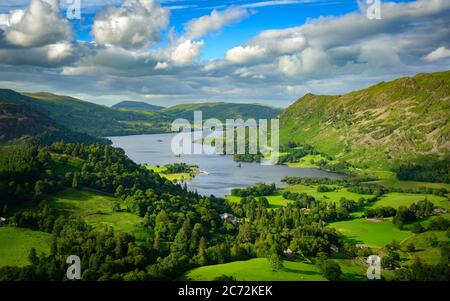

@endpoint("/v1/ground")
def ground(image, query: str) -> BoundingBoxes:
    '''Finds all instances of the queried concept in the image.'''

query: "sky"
[0,0,449,108]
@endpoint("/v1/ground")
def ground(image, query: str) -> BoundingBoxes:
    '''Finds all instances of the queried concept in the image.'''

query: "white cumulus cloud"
[423,46,450,62]
[0,0,71,47]
[184,7,251,40]
[226,45,266,64]
[93,0,170,48]
[171,39,204,65]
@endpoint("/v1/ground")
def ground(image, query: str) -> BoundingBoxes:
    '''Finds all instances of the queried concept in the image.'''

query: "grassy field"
[371,192,449,210]
[370,178,450,191]
[0,227,52,267]
[329,258,366,281]
[329,218,414,248]
[287,154,330,169]
[181,258,326,281]
[282,184,374,203]
[145,165,195,182]
[226,194,290,209]
[47,188,143,234]
[226,184,374,208]
[400,230,449,265]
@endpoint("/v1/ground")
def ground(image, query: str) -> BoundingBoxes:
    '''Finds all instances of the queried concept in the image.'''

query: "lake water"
[109,132,344,197]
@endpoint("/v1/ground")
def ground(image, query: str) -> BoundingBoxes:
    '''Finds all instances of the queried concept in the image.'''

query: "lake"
[109,132,344,197]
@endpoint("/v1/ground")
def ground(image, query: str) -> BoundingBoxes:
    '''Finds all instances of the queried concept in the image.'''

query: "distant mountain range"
[112,100,282,121]
[0,89,281,144]
[1,71,448,170]
[112,101,165,111]
[280,70,450,170]
[159,102,281,122]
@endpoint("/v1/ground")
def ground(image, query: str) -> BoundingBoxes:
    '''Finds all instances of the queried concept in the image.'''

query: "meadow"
[0,227,52,267]
[47,188,143,234]
[283,184,374,203]
[181,258,326,281]
[226,194,290,209]
[145,165,194,182]
[371,192,449,210]
[226,183,374,208]
[400,230,449,265]
[328,218,414,248]
[287,154,330,169]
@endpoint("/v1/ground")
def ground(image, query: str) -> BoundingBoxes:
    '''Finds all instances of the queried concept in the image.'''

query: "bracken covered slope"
[280,71,450,169]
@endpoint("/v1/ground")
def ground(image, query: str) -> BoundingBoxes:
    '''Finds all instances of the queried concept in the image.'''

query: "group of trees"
[393,199,435,229]
[162,163,198,174]
[395,157,450,184]
[363,199,438,230]
[283,176,448,197]
[231,183,277,197]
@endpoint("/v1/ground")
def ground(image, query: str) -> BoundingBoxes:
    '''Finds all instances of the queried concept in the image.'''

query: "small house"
[330,244,339,253]
[283,248,294,258]
[220,213,237,225]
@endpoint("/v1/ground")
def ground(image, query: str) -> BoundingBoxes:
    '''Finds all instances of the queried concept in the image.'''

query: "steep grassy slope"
[160,102,282,122]
[112,100,165,111]
[47,188,144,235]
[0,102,107,145]
[0,227,52,267]
[0,90,171,137]
[280,71,450,170]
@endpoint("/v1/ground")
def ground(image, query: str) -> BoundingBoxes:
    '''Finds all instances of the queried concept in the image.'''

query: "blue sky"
[0,0,448,107]
[69,0,411,60]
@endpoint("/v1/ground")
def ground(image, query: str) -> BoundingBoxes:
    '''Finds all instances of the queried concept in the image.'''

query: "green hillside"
[0,90,171,137]
[0,102,107,145]
[0,90,282,137]
[112,100,165,111]
[0,227,52,267]
[161,102,282,122]
[280,71,450,171]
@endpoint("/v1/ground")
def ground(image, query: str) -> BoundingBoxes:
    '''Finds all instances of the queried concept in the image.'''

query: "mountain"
[280,71,450,170]
[0,90,281,138]
[112,100,165,111]
[0,102,107,145]
[160,102,282,122]
[0,90,171,137]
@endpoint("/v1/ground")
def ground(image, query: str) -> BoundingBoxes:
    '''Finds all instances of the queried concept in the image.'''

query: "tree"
[115,185,124,198]
[386,240,400,252]
[316,252,328,265]
[51,237,57,256]
[72,172,79,189]
[411,222,425,234]
[393,206,414,229]
[111,201,121,212]
[213,275,236,281]
[34,180,45,199]
[321,260,342,281]
[381,252,400,269]
[267,253,283,272]
[406,243,415,252]
[28,248,39,265]
[440,244,449,264]
[197,237,207,266]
